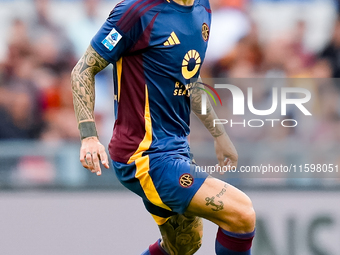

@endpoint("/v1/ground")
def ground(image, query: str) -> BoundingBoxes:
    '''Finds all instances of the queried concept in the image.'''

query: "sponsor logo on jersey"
[164,32,181,46]
[182,49,201,79]
[202,23,209,42]
[102,28,122,51]
[173,81,193,97]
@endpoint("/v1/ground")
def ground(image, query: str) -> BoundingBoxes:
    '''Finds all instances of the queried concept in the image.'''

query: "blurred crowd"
[198,0,340,174]
[0,0,340,176]
[0,0,112,142]
[203,0,337,78]
[197,0,340,145]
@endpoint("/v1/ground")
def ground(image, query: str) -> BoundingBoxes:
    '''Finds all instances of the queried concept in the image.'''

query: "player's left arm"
[191,81,238,168]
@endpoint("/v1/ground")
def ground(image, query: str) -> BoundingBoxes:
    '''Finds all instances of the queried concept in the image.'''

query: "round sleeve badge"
[179,173,194,188]
[202,23,210,42]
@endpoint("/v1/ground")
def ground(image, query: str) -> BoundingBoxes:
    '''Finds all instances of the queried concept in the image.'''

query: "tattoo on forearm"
[191,83,225,137]
[159,214,203,255]
[71,45,109,124]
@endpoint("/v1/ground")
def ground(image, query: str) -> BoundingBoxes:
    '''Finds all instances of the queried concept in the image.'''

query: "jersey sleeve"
[90,1,144,63]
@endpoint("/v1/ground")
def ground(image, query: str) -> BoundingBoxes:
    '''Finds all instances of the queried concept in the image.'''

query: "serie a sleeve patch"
[101,28,122,51]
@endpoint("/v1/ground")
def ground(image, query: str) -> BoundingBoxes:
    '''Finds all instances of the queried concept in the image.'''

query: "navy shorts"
[112,153,208,225]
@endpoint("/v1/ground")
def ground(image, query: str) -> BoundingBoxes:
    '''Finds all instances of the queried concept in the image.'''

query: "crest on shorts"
[202,23,209,42]
[179,173,194,188]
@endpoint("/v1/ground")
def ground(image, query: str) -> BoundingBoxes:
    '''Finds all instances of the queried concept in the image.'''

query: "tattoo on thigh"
[159,214,203,255]
[216,184,228,198]
[205,196,224,211]
[204,184,228,212]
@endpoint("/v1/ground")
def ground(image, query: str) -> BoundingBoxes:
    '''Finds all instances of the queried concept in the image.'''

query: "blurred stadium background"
[0,0,339,254]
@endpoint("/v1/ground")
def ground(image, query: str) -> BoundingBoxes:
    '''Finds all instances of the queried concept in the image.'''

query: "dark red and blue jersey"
[91,0,211,164]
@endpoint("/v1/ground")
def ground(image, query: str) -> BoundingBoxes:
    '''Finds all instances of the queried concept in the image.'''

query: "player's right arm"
[191,81,238,168]
[71,0,144,174]
[71,45,110,175]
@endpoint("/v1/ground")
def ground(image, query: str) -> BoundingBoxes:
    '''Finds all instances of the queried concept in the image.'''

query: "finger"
[224,158,231,166]
[218,163,225,175]
[214,163,222,174]
[215,163,225,175]
[99,150,110,169]
[221,159,231,175]
[218,159,224,168]
[216,151,224,165]
[81,158,89,169]
[92,151,102,175]
[80,149,89,169]
[227,157,237,168]
[85,152,93,168]
[86,157,96,172]
[87,159,96,173]
[92,151,101,175]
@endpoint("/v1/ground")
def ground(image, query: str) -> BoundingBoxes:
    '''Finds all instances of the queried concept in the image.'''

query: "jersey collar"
[167,0,195,13]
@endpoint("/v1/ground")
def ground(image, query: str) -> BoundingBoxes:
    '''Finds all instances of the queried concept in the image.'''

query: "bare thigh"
[186,177,255,233]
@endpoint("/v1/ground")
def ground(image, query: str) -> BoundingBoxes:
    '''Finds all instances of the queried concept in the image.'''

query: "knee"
[222,197,256,233]
[235,202,256,233]
[231,199,256,233]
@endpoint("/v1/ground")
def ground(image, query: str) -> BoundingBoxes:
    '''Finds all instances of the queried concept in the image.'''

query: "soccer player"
[71,0,256,254]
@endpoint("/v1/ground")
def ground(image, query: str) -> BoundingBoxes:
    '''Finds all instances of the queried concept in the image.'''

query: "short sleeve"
[90,1,144,63]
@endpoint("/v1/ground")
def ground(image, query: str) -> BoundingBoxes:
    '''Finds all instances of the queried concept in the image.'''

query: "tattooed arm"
[71,45,110,175]
[191,81,238,168]
[191,82,224,137]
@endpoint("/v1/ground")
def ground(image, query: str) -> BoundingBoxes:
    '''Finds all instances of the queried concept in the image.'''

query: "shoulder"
[109,0,167,34]
[196,0,211,13]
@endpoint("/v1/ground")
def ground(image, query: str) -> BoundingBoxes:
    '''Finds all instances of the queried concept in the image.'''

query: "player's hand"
[80,136,110,176]
[214,133,238,174]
